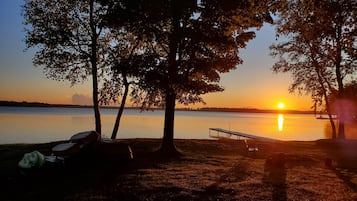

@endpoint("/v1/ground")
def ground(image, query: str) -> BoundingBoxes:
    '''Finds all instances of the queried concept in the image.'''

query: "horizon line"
[0,100,314,114]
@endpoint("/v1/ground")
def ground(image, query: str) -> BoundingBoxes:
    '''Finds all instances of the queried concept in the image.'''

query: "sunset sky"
[0,0,313,110]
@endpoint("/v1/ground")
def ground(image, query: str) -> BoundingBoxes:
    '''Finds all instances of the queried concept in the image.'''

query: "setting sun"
[278,102,285,109]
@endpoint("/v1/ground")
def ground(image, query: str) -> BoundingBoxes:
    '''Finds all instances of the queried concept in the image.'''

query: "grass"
[1,138,357,200]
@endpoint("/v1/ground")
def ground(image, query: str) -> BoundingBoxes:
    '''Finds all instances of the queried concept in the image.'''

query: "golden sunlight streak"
[278,114,284,132]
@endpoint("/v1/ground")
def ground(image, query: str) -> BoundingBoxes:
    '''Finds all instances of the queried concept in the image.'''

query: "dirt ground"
[1,138,357,201]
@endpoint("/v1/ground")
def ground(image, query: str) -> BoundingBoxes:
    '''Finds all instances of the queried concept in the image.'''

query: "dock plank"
[209,128,277,141]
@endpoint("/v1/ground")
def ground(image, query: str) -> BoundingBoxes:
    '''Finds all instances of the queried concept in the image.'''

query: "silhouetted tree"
[99,30,156,139]
[270,0,356,139]
[23,0,108,135]
[325,0,357,139]
[105,0,276,156]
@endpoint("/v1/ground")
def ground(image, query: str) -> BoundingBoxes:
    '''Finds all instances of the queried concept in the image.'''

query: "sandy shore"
[1,138,357,200]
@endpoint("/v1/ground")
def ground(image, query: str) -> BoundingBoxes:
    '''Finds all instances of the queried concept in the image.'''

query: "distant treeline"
[0,100,143,110]
[0,101,314,114]
[198,107,315,114]
[0,101,78,108]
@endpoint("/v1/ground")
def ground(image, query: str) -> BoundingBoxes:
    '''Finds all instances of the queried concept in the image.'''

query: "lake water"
[0,106,346,144]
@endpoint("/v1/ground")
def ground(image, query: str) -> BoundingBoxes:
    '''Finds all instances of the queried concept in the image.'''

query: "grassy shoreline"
[1,138,357,200]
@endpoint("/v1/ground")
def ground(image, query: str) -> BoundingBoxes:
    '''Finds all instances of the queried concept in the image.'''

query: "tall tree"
[270,0,356,139]
[23,0,108,135]
[105,0,275,156]
[99,30,154,139]
[324,0,357,138]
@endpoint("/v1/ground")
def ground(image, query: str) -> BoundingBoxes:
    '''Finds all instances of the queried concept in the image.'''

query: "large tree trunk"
[92,62,101,135]
[90,0,101,135]
[111,81,129,139]
[159,90,180,156]
[335,24,345,139]
[158,8,180,157]
[338,120,345,139]
[326,102,337,139]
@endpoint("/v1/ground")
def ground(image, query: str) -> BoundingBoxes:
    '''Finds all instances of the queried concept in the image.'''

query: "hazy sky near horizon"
[0,0,313,110]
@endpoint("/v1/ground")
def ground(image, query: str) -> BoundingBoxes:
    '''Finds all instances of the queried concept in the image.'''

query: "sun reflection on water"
[278,114,284,132]
[0,108,337,143]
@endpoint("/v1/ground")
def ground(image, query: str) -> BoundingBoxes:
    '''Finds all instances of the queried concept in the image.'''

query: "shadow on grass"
[317,139,357,194]
[264,153,287,201]
[331,167,357,193]
[191,161,248,200]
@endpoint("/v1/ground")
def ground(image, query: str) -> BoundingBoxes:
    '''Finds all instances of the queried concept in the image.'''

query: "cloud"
[72,94,92,106]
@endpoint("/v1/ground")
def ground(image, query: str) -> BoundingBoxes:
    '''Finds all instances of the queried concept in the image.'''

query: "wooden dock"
[209,128,277,141]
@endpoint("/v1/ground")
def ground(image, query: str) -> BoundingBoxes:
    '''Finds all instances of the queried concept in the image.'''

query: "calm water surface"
[0,106,338,144]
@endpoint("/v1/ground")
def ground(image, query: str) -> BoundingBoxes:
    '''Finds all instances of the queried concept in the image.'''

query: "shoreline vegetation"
[0,100,315,114]
[1,138,357,200]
